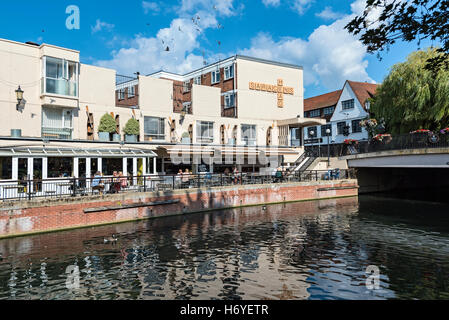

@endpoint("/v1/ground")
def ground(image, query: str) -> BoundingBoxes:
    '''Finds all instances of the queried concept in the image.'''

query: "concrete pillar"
[12,158,18,181]
[42,157,48,180]
[142,158,147,175]
[97,158,102,174]
[133,158,137,185]
[74,158,79,178]
[123,157,128,176]
[86,158,91,178]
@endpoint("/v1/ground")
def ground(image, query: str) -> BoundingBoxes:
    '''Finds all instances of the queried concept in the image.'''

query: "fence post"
[27,175,32,201]
[221,173,223,187]
[315,171,318,181]
[173,175,175,190]
[144,176,147,192]
[72,177,76,197]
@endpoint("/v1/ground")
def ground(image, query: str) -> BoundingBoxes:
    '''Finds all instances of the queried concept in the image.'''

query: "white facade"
[303,81,371,146]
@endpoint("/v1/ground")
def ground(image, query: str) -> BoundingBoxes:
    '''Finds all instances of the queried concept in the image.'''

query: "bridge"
[341,133,449,193]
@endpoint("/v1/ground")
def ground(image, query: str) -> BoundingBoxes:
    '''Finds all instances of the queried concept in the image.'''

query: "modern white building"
[303,80,378,150]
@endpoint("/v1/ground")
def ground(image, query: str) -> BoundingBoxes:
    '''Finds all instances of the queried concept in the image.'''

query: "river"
[0,193,448,300]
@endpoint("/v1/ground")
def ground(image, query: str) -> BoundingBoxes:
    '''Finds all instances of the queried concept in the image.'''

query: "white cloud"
[262,0,280,7]
[292,0,314,15]
[239,2,374,90]
[91,19,115,34]
[316,6,343,20]
[142,1,160,14]
[179,0,236,17]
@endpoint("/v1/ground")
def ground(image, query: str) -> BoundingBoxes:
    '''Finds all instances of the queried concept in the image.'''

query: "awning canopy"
[277,117,326,128]
[159,145,300,157]
[0,146,157,158]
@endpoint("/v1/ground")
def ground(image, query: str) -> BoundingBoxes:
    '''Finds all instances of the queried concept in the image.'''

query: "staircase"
[286,152,317,174]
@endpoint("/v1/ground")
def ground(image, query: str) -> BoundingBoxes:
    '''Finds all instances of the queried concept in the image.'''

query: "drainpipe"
[233,55,237,118]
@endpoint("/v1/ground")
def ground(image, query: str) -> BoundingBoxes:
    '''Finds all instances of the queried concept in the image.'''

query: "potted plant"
[124,118,140,142]
[98,113,116,141]
[181,132,191,144]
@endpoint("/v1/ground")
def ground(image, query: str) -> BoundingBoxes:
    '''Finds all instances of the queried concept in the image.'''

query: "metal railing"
[350,133,449,155]
[0,169,356,202]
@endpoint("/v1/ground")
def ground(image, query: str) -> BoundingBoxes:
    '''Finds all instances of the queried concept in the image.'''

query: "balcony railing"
[42,78,78,97]
[42,127,73,140]
[0,170,356,202]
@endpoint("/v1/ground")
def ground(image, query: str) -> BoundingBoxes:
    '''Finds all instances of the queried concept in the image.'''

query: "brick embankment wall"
[0,180,358,239]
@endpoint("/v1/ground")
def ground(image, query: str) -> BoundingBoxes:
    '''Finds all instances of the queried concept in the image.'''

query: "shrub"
[124,118,140,135]
[181,132,190,138]
[98,113,116,133]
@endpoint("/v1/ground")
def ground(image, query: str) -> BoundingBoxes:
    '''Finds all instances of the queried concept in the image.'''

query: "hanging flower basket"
[373,134,392,143]
[410,129,431,134]
[360,118,378,128]
[439,127,449,134]
[344,139,358,145]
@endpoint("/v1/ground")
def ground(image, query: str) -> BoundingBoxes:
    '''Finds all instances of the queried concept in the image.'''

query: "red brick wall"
[0,181,358,239]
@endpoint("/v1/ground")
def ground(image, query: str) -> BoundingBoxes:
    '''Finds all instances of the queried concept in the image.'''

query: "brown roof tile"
[347,81,378,110]
[304,90,342,112]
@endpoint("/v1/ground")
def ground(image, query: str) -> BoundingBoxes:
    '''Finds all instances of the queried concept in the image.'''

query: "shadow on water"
[0,194,448,300]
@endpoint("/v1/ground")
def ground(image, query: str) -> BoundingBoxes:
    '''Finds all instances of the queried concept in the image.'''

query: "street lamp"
[15,86,24,110]
[326,128,331,167]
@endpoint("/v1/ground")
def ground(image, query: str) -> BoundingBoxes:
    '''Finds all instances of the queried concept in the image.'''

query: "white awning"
[0,146,157,158]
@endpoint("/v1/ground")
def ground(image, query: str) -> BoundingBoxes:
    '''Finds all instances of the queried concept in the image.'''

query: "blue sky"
[0,0,433,97]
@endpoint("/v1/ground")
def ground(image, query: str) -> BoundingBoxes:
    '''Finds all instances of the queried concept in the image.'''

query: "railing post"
[72,177,76,197]
[315,171,318,181]
[144,176,147,192]
[221,173,223,187]
[173,175,175,190]
[27,176,32,201]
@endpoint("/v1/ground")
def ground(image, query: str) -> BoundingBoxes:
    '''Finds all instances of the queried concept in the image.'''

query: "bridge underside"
[343,149,449,193]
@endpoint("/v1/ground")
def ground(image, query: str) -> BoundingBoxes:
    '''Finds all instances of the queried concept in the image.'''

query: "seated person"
[91,171,105,193]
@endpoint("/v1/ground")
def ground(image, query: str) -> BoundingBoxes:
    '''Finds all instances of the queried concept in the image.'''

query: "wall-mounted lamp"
[15,86,24,111]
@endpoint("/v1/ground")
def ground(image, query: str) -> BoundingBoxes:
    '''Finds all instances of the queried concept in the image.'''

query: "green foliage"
[98,113,116,133]
[345,0,449,71]
[181,132,190,138]
[124,118,140,135]
[371,48,449,134]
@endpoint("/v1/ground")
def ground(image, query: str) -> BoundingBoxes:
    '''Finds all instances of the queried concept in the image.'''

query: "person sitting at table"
[119,172,128,189]
[91,171,104,194]
[182,169,191,188]
[111,171,121,193]
[232,167,241,184]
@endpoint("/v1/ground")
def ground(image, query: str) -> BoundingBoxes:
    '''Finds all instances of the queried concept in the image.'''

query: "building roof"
[304,90,342,112]
[346,80,378,110]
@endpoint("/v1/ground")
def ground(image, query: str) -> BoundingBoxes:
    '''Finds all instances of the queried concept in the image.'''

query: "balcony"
[42,127,73,140]
[42,77,78,97]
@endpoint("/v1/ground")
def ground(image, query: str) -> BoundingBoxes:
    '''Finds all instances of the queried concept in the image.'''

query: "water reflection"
[0,195,448,300]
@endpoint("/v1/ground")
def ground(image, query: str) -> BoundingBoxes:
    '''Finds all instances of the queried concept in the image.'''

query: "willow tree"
[371,48,449,134]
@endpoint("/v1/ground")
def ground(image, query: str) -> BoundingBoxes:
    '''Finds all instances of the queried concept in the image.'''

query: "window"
[182,102,192,113]
[309,109,320,117]
[102,158,123,176]
[128,86,135,98]
[342,99,355,110]
[47,158,73,178]
[183,81,191,93]
[42,107,73,140]
[224,65,234,80]
[321,124,332,137]
[197,121,214,143]
[43,56,78,97]
[0,157,12,180]
[118,89,125,100]
[211,70,220,84]
[144,116,165,140]
[337,122,346,135]
[224,92,235,108]
[307,126,317,137]
[194,76,201,85]
[352,119,362,133]
[323,106,335,115]
[241,124,257,146]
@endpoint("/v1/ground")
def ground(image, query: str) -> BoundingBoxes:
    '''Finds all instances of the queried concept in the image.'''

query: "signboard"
[304,138,323,144]
[248,79,294,108]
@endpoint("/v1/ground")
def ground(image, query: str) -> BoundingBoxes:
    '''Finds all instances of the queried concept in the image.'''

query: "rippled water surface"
[0,194,448,300]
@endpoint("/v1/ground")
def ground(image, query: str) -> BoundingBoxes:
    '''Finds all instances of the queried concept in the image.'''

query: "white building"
[303,80,378,149]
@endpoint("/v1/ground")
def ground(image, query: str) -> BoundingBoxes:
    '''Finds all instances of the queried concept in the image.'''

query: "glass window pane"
[48,158,73,178]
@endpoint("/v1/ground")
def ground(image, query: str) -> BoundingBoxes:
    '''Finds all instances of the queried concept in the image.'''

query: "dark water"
[0,194,448,300]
